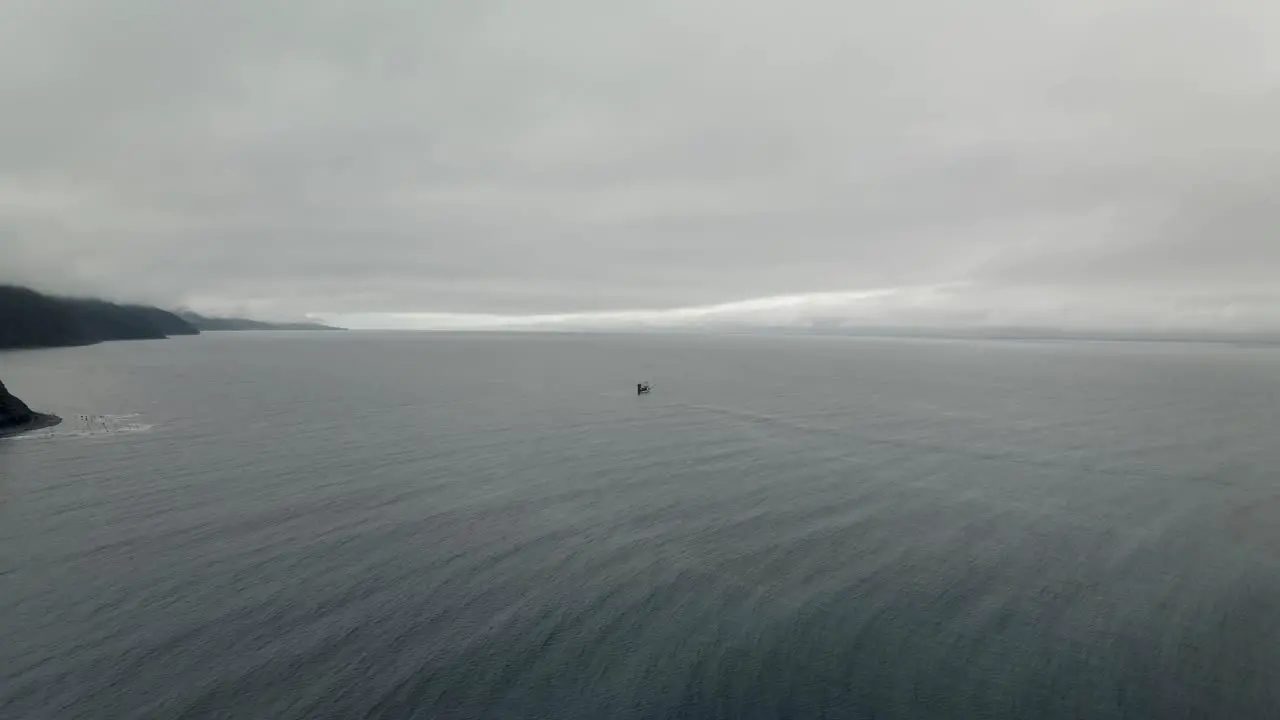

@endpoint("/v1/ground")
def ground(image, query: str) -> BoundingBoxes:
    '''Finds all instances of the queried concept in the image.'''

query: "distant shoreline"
[0,412,62,439]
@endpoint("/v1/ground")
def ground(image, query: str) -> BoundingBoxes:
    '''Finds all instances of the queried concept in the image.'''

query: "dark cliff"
[0,285,199,350]
[0,379,59,435]
[0,379,34,427]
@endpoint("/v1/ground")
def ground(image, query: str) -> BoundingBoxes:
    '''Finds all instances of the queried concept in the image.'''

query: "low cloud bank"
[319,284,1280,334]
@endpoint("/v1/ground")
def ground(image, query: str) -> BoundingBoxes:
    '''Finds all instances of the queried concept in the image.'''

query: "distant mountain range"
[176,311,342,332]
[0,284,342,350]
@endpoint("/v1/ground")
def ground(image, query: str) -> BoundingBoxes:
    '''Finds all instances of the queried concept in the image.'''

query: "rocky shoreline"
[0,411,62,438]
[0,379,61,438]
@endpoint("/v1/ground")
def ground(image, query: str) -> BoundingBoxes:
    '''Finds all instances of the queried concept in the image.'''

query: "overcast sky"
[3,0,1279,330]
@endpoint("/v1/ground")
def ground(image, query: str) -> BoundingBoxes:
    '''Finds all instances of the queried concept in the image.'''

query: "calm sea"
[3,332,1280,719]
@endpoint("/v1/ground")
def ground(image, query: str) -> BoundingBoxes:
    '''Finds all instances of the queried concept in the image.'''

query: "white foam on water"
[4,414,157,442]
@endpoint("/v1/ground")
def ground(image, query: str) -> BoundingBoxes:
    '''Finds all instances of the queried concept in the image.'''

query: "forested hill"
[0,285,199,350]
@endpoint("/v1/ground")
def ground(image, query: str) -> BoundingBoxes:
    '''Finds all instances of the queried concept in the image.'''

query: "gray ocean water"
[3,332,1280,719]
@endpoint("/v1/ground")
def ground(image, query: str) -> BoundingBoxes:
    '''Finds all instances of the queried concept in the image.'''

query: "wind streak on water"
[2,333,1280,718]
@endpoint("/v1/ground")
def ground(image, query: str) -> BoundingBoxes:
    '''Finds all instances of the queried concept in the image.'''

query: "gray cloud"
[3,0,1279,329]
